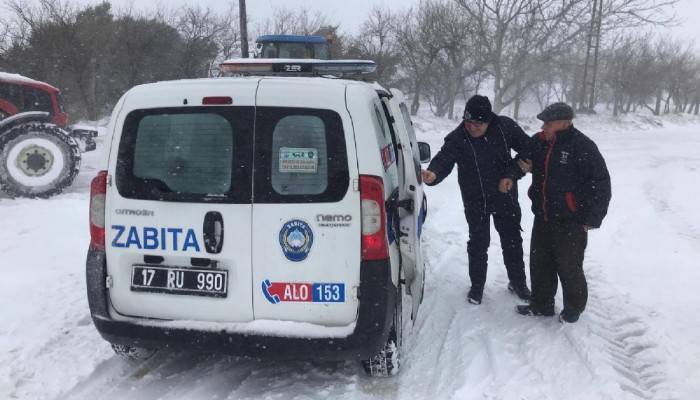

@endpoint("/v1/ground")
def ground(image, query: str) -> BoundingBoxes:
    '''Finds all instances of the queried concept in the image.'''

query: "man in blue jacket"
[510,103,611,323]
[422,95,531,305]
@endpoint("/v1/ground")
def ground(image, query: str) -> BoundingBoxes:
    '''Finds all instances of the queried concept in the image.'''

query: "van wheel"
[111,343,157,361]
[362,285,402,377]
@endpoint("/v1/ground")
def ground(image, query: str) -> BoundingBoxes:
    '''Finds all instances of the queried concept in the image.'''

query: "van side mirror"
[418,142,431,164]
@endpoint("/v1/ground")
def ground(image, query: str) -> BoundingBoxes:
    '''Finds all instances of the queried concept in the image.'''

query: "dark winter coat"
[426,114,530,213]
[523,125,611,228]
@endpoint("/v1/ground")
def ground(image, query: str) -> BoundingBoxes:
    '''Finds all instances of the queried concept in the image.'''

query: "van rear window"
[271,115,328,195]
[116,107,254,203]
[254,107,349,203]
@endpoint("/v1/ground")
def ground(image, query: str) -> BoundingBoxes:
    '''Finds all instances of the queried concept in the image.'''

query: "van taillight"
[89,171,108,250]
[360,175,388,261]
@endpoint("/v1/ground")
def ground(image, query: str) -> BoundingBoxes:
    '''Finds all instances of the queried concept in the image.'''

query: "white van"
[86,60,431,376]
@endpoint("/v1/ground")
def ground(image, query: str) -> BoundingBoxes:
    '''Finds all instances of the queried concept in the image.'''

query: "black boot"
[508,281,531,301]
[467,285,484,305]
[515,304,554,317]
[559,309,580,323]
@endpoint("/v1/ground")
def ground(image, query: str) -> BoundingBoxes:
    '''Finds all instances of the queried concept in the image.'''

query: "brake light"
[202,96,233,105]
[360,175,388,261]
[89,171,108,250]
[219,62,273,74]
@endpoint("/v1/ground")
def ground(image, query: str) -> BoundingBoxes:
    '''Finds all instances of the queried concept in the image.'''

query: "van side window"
[373,105,390,146]
[399,103,422,183]
[254,107,348,203]
[373,101,399,187]
[116,107,254,203]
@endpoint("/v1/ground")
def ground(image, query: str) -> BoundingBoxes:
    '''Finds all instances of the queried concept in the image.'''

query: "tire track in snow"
[643,157,700,250]
[584,260,676,400]
[59,351,366,400]
[413,226,545,400]
[410,227,470,399]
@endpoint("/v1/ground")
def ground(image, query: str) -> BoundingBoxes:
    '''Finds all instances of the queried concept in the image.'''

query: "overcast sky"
[4,0,700,43]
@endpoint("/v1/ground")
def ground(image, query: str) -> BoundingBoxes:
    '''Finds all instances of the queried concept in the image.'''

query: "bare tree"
[455,0,590,114]
[422,1,485,119]
[345,7,400,85]
[392,2,447,115]
[254,6,330,36]
[174,5,235,78]
[578,0,678,111]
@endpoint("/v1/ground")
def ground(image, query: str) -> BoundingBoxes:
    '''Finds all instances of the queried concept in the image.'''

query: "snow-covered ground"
[1,112,699,400]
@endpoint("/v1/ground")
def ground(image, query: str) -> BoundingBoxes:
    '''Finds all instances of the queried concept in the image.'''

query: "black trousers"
[530,219,588,314]
[465,202,526,288]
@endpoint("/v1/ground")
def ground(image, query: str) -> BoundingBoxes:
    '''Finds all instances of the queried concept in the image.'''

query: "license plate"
[131,265,228,298]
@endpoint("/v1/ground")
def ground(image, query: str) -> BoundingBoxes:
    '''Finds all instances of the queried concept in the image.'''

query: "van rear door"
[384,91,426,318]
[105,83,256,323]
[251,79,361,326]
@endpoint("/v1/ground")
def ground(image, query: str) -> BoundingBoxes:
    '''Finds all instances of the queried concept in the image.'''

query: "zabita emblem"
[279,219,314,262]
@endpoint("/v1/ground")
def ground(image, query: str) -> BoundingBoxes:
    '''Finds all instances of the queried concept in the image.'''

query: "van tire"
[111,343,157,361]
[362,284,402,377]
[0,123,81,198]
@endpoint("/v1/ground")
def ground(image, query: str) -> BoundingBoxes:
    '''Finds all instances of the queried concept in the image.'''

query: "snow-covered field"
[1,112,699,400]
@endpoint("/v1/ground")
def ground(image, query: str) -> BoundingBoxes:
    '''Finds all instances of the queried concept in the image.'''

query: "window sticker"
[279,147,318,174]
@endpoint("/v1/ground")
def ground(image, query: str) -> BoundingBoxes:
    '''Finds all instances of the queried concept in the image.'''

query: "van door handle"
[397,198,414,213]
[203,211,224,254]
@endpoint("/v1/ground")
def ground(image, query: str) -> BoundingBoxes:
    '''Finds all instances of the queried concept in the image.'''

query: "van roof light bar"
[219,58,377,78]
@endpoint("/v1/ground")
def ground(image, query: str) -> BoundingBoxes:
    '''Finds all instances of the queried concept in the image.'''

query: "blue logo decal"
[279,219,313,262]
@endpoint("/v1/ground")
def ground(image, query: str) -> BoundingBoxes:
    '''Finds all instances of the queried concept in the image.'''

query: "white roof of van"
[130,76,377,93]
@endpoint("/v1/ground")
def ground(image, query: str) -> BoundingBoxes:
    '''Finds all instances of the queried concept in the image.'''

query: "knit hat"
[463,95,493,123]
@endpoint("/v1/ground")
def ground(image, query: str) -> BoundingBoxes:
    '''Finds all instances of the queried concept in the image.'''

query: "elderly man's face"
[464,119,489,137]
[542,120,572,137]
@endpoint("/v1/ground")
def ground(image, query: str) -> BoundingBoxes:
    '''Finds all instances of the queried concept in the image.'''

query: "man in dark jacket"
[421,95,531,305]
[510,103,611,323]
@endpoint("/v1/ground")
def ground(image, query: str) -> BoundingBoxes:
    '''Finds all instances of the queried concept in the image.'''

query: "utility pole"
[239,0,249,58]
[588,0,604,111]
[579,0,603,112]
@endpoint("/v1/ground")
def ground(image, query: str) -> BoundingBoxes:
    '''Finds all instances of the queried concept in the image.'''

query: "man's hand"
[421,169,437,184]
[583,225,595,232]
[499,178,513,193]
[518,159,533,173]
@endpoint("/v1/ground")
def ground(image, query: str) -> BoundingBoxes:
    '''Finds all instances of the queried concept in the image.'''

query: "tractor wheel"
[0,123,81,198]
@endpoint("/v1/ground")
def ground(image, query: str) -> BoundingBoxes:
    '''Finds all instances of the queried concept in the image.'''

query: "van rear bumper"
[86,249,396,360]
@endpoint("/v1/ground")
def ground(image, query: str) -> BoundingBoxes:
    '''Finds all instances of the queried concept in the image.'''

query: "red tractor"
[0,72,96,198]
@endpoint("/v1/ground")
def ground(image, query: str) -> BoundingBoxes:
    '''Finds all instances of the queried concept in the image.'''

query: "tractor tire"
[0,123,81,198]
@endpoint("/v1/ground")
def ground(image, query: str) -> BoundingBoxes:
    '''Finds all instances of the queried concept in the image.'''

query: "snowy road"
[1,115,698,399]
